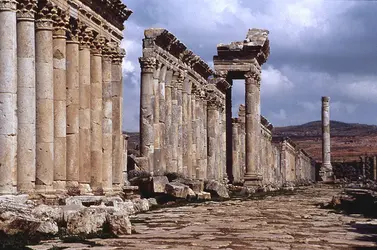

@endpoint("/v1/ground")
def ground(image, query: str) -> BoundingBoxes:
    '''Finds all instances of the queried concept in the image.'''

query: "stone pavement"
[30,185,377,249]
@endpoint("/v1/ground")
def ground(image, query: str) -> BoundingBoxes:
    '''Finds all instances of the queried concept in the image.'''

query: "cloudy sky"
[120,0,377,132]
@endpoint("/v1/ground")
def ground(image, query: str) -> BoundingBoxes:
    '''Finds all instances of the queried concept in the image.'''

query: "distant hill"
[273,120,377,162]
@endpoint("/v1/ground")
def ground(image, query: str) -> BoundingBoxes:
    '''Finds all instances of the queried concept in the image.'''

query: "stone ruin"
[138,28,316,188]
[0,0,131,195]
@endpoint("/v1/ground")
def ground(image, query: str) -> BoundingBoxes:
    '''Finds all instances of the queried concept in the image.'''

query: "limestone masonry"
[0,0,132,194]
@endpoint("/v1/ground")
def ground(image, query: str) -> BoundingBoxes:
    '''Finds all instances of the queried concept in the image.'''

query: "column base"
[53,181,67,194]
[0,187,17,195]
[35,185,55,194]
[79,183,93,195]
[319,169,334,183]
[244,173,262,187]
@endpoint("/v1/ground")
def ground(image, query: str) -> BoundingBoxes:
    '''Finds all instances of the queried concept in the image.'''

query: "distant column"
[35,3,55,193]
[207,94,218,180]
[320,96,334,182]
[232,118,240,182]
[170,72,179,173]
[244,67,262,186]
[158,65,167,174]
[164,68,173,172]
[139,56,156,173]
[152,62,162,175]
[176,72,184,174]
[16,0,37,192]
[0,0,18,194]
[185,80,193,178]
[238,104,246,179]
[201,90,208,180]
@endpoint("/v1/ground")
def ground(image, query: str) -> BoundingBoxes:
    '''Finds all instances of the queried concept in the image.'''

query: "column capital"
[102,42,113,62]
[90,35,106,56]
[112,47,126,65]
[0,0,17,11]
[244,70,261,88]
[78,24,93,50]
[35,1,56,30]
[139,57,156,73]
[17,0,37,20]
[53,9,69,38]
[67,18,79,43]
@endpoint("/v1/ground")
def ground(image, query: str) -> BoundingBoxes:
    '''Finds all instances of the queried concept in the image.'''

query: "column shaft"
[244,70,262,186]
[170,73,178,173]
[320,96,333,182]
[182,78,190,177]
[90,44,103,193]
[158,65,167,174]
[53,25,67,192]
[152,63,161,175]
[164,69,173,172]
[112,51,123,189]
[207,103,217,180]
[0,0,17,194]
[79,38,91,193]
[186,81,193,178]
[35,13,54,192]
[232,119,240,182]
[176,75,183,174]
[102,50,113,192]
[66,33,80,190]
[16,4,36,192]
[191,89,198,178]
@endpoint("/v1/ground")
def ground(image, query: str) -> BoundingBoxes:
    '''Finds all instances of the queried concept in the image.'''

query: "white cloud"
[269,109,288,121]
[261,65,293,96]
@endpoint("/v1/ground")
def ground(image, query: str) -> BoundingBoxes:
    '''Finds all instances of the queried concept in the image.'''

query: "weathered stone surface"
[165,182,191,199]
[152,176,169,193]
[147,198,158,208]
[196,191,211,200]
[175,178,204,193]
[205,180,230,199]
[106,211,132,235]
[66,207,107,235]
[132,198,150,213]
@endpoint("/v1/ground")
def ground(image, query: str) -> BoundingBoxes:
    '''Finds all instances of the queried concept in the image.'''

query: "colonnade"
[0,0,128,194]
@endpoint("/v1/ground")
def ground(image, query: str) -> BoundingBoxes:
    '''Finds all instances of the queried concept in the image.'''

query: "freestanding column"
[90,36,104,193]
[102,44,113,193]
[139,57,156,173]
[320,96,334,182]
[164,68,173,172]
[158,65,167,174]
[52,13,68,192]
[244,68,262,186]
[16,0,37,192]
[152,62,162,175]
[78,27,92,194]
[238,104,246,178]
[66,21,80,190]
[35,3,55,193]
[0,0,17,194]
[170,72,179,173]
[112,47,124,190]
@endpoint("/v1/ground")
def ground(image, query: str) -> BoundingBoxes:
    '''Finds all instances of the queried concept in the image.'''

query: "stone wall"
[0,0,132,195]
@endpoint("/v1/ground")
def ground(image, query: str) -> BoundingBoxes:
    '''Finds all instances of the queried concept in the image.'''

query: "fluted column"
[112,47,125,190]
[320,96,334,182]
[164,68,173,172]
[16,0,37,192]
[66,20,80,190]
[78,26,92,194]
[244,67,262,186]
[0,0,17,194]
[158,65,167,174]
[102,44,113,193]
[176,72,184,174]
[152,62,162,175]
[139,56,156,173]
[52,12,68,192]
[90,36,104,193]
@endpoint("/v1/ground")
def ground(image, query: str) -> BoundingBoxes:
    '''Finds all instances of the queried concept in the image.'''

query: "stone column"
[207,94,218,180]
[182,78,190,177]
[0,0,17,194]
[373,156,377,181]
[191,86,199,179]
[200,90,208,180]
[102,44,113,193]
[16,0,37,192]
[320,96,334,182]
[238,104,246,179]
[220,102,227,181]
[112,47,125,190]
[35,3,55,193]
[164,68,173,173]
[244,68,262,186]
[158,65,167,174]
[52,12,68,192]
[176,72,184,174]
[185,80,193,178]
[232,118,240,182]
[78,26,92,194]
[123,134,130,185]
[90,36,104,193]
[170,72,179,173]
[139,56,156,173]
[152,62,162,175]
[66,20,80,190]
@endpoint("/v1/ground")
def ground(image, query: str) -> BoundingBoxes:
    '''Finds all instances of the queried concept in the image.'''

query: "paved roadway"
[32,185,377,249]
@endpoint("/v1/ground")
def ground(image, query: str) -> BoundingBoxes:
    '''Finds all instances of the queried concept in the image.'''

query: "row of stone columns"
[0,0,126,194]
[139,57,227,181]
